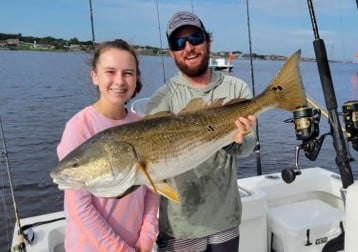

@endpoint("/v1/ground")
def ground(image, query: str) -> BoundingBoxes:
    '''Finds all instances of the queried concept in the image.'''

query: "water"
[0,50,357,250]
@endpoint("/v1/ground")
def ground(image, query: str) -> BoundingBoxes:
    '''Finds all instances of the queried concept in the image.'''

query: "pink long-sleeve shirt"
[57,106,158,252]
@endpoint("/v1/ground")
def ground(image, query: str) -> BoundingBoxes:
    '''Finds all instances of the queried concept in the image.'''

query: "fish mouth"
[52,177,86,190]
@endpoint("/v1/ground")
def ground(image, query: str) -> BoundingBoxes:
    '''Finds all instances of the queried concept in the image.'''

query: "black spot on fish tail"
[272,85,283,91]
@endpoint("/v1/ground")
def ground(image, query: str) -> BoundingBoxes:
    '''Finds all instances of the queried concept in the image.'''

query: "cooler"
[268,199,344,252]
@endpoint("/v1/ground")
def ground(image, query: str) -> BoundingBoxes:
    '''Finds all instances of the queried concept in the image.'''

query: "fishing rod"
[306,0,354,189]
[1,117,66,251]
[155,0,167,83]
[245,0,262,175]
[88,0,96,47]
[0,117,26,252]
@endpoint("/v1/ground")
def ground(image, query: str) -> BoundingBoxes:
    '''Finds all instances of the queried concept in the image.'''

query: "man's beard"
[175,48,210,77]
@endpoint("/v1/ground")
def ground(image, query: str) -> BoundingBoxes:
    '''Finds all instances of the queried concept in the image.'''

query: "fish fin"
[265,49,307,111]
[224,97,249,105]
[136,161,181,203]
[143,111,173,120]
[154,182,181,203]
[136,161,159,194]
[178,98,206,114]
[178,97,226,115]
[208,98,226,108]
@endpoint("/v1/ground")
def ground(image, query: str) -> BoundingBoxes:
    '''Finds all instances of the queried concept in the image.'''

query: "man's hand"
[233,115,256,144]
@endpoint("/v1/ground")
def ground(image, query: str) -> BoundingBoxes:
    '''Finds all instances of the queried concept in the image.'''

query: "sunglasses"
[169,31,206,51]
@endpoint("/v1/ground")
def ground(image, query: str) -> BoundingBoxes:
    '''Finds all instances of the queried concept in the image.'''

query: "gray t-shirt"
[146,70,256,239]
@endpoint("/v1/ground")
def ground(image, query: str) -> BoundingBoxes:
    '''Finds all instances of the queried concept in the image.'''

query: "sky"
[0,0,357,61]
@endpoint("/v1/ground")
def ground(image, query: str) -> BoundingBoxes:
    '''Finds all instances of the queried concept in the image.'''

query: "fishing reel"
[292,106,328,161]
[342,100,358,151]
[282,106,328,183]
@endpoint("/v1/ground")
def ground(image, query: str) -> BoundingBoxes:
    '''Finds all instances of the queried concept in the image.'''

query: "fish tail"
[265,49,307,111]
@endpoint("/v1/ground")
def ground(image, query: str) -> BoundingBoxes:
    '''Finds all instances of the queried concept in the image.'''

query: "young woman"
[57,39,158,252]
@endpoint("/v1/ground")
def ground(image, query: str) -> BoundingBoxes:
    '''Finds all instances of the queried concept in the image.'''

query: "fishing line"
[0,117,26,250]
[245,0,262,175]
[0,160,13,247]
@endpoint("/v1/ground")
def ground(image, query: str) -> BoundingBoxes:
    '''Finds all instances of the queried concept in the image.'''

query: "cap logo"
[169,13,196,29]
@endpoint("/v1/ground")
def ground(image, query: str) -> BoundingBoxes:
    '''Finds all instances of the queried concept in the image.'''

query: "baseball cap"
[166,11,206,40]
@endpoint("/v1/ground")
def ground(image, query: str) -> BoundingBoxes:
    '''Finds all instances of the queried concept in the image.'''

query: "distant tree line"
[0,32,167,54]
[0,32,279,60]
[0,33,93,50]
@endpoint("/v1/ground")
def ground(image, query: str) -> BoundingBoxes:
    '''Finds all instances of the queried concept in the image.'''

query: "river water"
[1,50,357,250]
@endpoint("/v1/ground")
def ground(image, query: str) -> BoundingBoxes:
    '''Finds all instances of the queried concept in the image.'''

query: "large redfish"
[50,50,307,203]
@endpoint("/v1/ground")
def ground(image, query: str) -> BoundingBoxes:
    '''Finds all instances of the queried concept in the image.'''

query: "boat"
[209,54,235,72]
[9,165,355,252]
[353,51,358,64]
[7,1,358,252]
[10,211,65,252]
